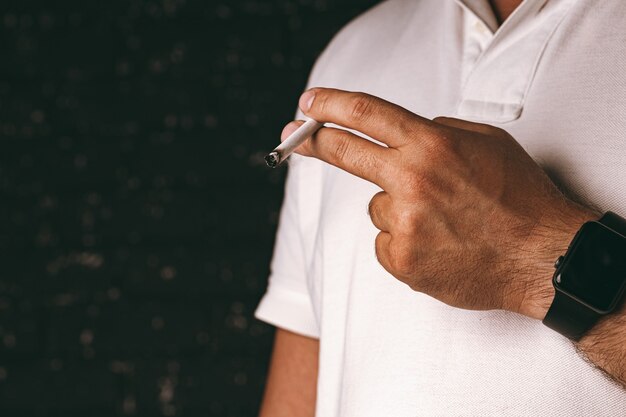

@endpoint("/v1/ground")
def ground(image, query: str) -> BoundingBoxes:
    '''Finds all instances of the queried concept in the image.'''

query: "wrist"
[513,202,599,320]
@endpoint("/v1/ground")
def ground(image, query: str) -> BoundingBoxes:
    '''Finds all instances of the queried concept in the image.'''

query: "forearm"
[519,203,626,388]
[577,304,626,387]
[258,328,319,417]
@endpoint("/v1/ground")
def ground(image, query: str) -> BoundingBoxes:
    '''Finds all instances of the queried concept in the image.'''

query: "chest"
[303,0,626,321]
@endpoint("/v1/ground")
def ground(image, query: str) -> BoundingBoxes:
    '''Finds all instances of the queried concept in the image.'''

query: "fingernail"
[299,90,316,112]
[280,121,300,141]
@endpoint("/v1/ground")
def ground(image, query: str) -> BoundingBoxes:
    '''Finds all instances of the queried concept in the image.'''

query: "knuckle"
[367,191,384,217]
[393,112,415,136]
[374,232,389,265]
[348,94,374,123]
[402,171,437,198]
[426,129,456,157]
[355,149,381,178]
[396,208,422,234]
[388,240,415,277]
[299,136,313,155]
[391,254,415,278]
[314,91,330,114]
[332,134,352,163]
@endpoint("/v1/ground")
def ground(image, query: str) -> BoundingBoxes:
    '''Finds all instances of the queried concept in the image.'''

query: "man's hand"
[282,87,597,320]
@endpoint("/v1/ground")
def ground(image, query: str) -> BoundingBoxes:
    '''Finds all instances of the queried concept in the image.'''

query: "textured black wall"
[0,0,378,416]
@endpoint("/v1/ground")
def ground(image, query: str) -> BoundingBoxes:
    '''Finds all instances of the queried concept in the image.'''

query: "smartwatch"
[543,211,626,341]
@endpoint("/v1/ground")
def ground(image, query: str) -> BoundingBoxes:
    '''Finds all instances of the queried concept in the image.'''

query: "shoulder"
[306,0,439,88]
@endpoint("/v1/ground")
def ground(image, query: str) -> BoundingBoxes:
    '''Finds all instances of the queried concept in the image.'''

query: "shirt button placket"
[462,16,494,84]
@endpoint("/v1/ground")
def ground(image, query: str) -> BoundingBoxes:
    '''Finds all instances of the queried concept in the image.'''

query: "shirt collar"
[455,0,550,34]
[456,0,499,32]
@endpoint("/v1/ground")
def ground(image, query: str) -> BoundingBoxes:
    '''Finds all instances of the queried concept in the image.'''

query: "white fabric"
[255,0,626,415]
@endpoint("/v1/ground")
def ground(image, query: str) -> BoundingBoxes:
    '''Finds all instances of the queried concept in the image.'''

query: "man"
[255,0,626,415]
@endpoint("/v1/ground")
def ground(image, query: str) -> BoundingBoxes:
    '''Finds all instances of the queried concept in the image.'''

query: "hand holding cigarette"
[275,87,595,321]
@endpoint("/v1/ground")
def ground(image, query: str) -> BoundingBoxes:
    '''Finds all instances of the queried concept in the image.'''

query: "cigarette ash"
[264,151,281,168]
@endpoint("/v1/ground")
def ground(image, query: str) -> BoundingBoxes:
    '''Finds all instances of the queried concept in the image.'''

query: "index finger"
[298,88,438,149]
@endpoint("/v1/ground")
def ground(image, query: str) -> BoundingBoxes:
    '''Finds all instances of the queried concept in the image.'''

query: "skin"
[279,87,626,388]
[489,0,521,23]
[258,329,319,417]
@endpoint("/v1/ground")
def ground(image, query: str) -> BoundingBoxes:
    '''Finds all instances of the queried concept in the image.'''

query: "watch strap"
[599,211,626,236]
[542,211,626,341]
[543,289,600,341]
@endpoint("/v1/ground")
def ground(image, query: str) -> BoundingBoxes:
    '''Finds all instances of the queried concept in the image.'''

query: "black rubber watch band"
[543,290,599,341]
[599,211,626,236]
[542,211,626,341]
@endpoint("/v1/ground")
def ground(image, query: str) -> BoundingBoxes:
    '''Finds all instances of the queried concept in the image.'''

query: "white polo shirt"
[255,0,626,415]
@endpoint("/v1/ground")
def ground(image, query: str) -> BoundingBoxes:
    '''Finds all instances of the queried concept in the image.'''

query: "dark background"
[0,0,378,415]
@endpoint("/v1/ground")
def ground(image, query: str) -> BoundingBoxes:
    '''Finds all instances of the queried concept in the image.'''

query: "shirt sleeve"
[254,24,353,338]
[254,154,320,338]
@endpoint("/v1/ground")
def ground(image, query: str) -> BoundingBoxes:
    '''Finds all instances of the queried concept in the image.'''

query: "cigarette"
[265,119,324,168]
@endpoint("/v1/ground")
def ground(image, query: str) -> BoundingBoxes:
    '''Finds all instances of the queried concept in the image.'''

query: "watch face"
[557,222,626,312]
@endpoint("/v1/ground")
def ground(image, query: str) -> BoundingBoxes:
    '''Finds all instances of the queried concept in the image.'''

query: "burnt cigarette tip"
[265,151,280,168]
